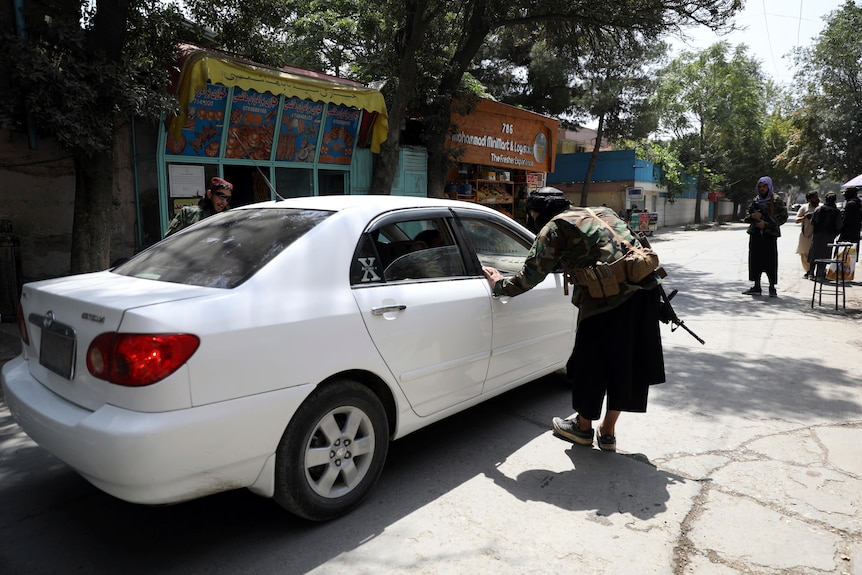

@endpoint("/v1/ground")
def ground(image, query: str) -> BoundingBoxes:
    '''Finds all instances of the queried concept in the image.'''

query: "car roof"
[230,195,497,218]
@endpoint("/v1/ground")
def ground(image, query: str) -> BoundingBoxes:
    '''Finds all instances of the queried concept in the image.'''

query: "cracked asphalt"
[0,221,860,575]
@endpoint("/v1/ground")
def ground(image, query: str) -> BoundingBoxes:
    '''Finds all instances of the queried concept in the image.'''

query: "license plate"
[39,321,77,380]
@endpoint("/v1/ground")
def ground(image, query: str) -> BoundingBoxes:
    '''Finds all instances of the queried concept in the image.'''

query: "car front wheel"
[274,378,389,521]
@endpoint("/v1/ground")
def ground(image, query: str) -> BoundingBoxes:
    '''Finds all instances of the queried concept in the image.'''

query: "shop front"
[445,99,558,221]
[133,46,389,245]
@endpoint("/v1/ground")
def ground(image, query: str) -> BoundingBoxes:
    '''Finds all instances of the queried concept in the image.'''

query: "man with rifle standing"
[742,176,788,297]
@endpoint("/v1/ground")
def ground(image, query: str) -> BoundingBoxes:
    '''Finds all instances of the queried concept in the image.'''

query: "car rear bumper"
[1,356,314,505]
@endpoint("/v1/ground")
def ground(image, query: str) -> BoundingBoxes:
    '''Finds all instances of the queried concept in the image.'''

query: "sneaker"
[769,288,777,298]
[597,432,616,452]
[552,415,594,445]
[741,287,762,295]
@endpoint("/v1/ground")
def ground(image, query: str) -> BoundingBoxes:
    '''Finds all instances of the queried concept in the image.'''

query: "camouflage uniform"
[164,204,217,238]
[492,206,665,419]
[492,206,656,322]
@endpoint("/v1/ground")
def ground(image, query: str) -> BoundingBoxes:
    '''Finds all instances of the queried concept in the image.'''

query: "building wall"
[658,197,709,227]
[0,125,138,283]
[556,127,611,154]
[548,150,713,229]
[1,128,74,282]
[715,199,735,223]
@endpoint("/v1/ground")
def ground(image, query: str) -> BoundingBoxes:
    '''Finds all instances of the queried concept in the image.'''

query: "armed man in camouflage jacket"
[164,177,233,238]
[483,190,665,453]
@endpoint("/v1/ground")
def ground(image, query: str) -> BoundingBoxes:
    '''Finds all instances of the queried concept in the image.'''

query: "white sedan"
[2,195,576,520]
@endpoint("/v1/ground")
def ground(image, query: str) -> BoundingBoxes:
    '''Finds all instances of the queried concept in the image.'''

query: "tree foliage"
[630,140,687,202]
[789,0,862,183]
[184,0,742,197]
[1,0,188,273]
[654,42,768,220]
[1,1,184,154]
[2,0,744,272]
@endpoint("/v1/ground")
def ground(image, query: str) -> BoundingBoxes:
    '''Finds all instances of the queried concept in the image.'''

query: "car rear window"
[113,208,332,288]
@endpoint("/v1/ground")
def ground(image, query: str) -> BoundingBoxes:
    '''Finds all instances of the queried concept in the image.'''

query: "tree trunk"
[70,153,114,273]
[370,2,428,195]
[694,122,705,224]
[69,0,130,273]
[580,114,605,207]
[424,96,456,198]
[423,21,492,197]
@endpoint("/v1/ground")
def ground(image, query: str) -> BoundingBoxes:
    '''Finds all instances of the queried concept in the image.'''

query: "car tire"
[274,378,389,521]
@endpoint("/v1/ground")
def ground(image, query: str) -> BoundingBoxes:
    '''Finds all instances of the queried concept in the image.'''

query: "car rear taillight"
[87,333,200,387]
[17,304,29,347]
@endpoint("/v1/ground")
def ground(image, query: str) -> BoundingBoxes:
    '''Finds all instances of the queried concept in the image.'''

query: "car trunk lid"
[21,271,219,411]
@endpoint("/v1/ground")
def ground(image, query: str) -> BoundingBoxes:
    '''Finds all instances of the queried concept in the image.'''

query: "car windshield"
[113,208,332,288]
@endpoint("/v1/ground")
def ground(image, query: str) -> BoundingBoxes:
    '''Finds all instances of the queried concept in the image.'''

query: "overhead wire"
[760,0,780,81]
[797,0,804,47]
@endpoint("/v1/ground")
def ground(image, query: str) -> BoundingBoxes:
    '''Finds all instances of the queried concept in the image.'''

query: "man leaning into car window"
[164,177,233,237]
[482,188,665,454]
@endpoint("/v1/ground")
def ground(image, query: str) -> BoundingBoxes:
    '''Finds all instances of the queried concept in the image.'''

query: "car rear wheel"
[274,378,389,521]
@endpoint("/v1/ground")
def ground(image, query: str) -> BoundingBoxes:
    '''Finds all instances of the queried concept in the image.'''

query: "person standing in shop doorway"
[742,176,788,297]
[164,177,233,238]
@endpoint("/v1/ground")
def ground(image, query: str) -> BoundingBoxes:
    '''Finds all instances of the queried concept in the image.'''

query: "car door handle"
[371,304,407,315]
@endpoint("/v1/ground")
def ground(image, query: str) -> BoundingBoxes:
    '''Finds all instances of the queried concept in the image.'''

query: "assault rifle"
[633,229,706,345]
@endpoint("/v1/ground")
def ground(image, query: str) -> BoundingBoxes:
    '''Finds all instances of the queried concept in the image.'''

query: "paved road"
[0,222,860,574]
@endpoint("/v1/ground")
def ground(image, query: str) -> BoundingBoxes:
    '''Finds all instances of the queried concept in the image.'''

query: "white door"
[354,279,492,416]
[350,212,492,417]
[456,215,577,392]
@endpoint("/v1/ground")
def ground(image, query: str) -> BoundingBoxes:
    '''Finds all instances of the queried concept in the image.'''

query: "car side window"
[459,217,532,274]
[350,217,467,285]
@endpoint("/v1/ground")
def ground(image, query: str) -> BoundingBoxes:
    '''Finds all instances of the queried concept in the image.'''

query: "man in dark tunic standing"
[742,176,788,297]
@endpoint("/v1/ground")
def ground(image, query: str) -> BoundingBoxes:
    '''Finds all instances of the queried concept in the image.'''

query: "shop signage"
[225,89,280,160]
[319,104,361,165]
[165,84,228,157]
[446,99,557,173]
[277,97,324,162]
[164,83,362,166]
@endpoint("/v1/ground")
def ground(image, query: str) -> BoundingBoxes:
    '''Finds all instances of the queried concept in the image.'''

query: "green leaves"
[1,0,184,157]
[653,41,771,207]
[790,1,862,182]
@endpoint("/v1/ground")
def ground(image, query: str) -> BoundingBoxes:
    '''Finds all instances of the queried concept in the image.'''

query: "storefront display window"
[145,47,391,243]
[319,104,361,165]
[277,97,324,162]
[275,167,314,198]
[165,84,228,157]
[318,170,349,195]
[225,89,279,160]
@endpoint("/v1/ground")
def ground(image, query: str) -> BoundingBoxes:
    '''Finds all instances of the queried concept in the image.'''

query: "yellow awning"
[168,50,389,153]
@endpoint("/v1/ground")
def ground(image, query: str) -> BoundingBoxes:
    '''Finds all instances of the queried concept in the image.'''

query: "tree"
[1,0,186,273]
[192,0,742,197]
[475,28,667,206]
[629,140,687,202]
[790,1,862,182]
[573,36,666,207]
[2,0,743,272]
[409,1,742,199]
[654,42,767,222]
